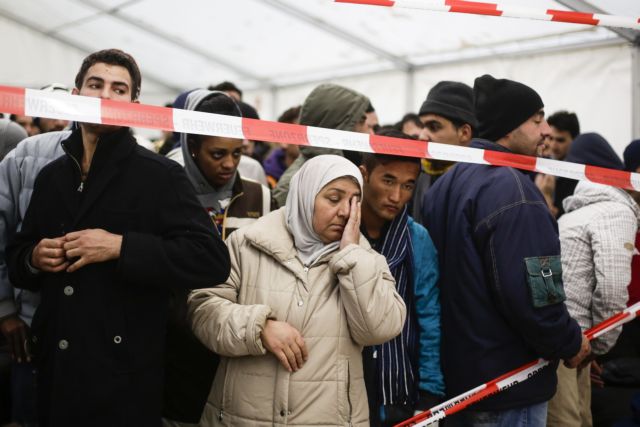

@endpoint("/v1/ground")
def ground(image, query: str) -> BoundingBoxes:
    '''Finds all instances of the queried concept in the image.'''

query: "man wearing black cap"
[422,75,590,427]
[411,81,476,224]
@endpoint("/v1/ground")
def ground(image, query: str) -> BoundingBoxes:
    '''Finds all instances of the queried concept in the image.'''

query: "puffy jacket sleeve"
[117,162,230,290]
[478,188,582,361]
[0,150,22,317]
[188,230,273,357]
[410,221,444,397]
[588,207,637,355]
[329,243,406,346]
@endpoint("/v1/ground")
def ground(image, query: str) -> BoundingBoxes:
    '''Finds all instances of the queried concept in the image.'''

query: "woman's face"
[312,177,361,244]
[192,136,243,188]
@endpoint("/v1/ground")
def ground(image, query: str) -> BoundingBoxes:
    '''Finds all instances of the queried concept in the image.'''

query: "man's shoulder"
[130,145,185,174]
[12,130,69,160]
[408,217,436,251]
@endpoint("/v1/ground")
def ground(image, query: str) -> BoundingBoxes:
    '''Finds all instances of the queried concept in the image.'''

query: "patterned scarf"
[376,206,418,405]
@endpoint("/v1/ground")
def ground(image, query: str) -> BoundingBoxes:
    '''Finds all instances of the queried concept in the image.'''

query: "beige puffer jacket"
[189,208,406,426]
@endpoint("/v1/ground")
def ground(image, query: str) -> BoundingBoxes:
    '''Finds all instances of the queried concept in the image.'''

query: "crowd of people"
[0,48,639,427]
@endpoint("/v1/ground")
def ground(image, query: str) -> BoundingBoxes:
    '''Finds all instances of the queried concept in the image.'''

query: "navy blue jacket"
[422,139,582,411]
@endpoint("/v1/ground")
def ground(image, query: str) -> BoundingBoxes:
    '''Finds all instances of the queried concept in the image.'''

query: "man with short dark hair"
[411,81,477,224]
[6,48,230,426]
[547,111,580,161]
[394,113,423,138]
[208,81,242,102]
[359,129,443,426]
[423,75,590,427]
[546,111,581,218]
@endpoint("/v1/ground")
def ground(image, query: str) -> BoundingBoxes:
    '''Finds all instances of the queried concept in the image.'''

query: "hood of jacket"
[298,84,371,159]
[564,181,640,224]
[179,89,240,209]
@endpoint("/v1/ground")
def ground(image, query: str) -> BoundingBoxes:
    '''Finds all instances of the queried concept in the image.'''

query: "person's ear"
[359,165,369,182]
[458,123,473,146]
[72,88,80,95]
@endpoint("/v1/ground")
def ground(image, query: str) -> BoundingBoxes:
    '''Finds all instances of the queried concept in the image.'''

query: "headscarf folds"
[285,155,363,266]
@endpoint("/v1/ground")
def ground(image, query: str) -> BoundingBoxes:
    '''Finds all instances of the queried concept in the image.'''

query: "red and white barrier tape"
[396,301,640,427]
[334,0,640,31]
[1,85,638,191]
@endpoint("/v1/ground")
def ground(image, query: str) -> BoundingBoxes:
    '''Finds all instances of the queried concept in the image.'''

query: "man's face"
[353,114,374,134]
[419,113,468,146]
[402,121,423,138]
[74,62,134,102]
[364,111,379,134]
[548,126,574,160]
[13,115,39,136]
[72,62,136,134]
[225,90,241,103]
[38,118,69,133]
[506,110,551,157]
[360,160,420,222]
[192,136,243,188]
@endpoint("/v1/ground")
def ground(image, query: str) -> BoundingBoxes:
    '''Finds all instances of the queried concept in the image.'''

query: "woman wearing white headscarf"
[189,154,406,427]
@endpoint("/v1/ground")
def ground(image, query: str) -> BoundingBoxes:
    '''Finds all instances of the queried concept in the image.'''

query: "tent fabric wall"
[246,42,632,156]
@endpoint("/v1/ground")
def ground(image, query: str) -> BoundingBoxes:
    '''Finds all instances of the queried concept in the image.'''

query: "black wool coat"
[7,127,231,427]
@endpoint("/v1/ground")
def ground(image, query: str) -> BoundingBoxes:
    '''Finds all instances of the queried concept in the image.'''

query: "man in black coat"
[6,49,231,427]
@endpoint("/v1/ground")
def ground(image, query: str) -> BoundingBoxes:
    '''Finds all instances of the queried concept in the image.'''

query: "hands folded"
[30,229,122,273]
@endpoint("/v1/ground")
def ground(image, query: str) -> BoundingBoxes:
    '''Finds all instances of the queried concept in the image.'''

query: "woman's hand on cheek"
[339,196,361,250]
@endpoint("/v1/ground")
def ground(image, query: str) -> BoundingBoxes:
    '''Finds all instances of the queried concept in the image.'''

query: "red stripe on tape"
[445,0,502,17]
[548,9,599,25]
[0,86,25,116]
[101,100,174,131]
[585,166,632,189]
[335,0,395,6]
[585,312,629,340]
[241,118,309,146]
[370,134,428,158]
[483,150,537,171]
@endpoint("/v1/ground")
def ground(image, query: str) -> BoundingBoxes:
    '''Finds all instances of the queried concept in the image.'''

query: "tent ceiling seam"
[261,0,414,72]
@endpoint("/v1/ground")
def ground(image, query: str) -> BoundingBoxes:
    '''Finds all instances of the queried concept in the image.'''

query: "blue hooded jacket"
[422,139,582,411]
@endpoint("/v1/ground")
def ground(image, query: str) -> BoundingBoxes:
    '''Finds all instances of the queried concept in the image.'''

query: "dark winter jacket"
[6,127,230,427]
[422,139,582,411]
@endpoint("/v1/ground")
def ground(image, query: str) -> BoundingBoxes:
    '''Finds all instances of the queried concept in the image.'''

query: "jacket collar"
[243,208,370,282]
[471,138,511,153]
[471,138,538,178]
[60,126,136,225]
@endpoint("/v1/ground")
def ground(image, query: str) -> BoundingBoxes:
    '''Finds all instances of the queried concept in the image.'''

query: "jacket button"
[297,300,303,307]
[63,286,74,296]
[32,335,38,343]
[113,335,122,344]
[58,339,69,350]
[303,267,309,273]
[280,410,286,417]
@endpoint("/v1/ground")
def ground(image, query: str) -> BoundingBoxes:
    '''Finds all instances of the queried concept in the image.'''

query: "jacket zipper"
[62,139,91,193]
[221,191,244,240]
[347,360,353,426]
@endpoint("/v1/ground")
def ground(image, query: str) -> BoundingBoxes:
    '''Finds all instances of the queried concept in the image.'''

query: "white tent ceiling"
[1,0,639,151]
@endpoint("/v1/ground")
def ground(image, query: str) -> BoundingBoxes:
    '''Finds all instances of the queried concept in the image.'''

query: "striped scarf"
[376,206,418,405]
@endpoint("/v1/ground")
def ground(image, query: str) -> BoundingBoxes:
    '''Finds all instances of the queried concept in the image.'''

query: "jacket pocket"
[524,256,566,308]
[337,358,353,425]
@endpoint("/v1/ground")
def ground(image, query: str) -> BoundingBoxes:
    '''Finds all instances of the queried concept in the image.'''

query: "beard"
[81,122,124,135]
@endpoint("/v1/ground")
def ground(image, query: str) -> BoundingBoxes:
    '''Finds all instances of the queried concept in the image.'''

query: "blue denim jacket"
[422,139,582,411]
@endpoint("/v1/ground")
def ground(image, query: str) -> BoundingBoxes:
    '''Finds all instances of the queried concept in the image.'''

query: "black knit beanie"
[418,81,478,130]
[474,74,543,142]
